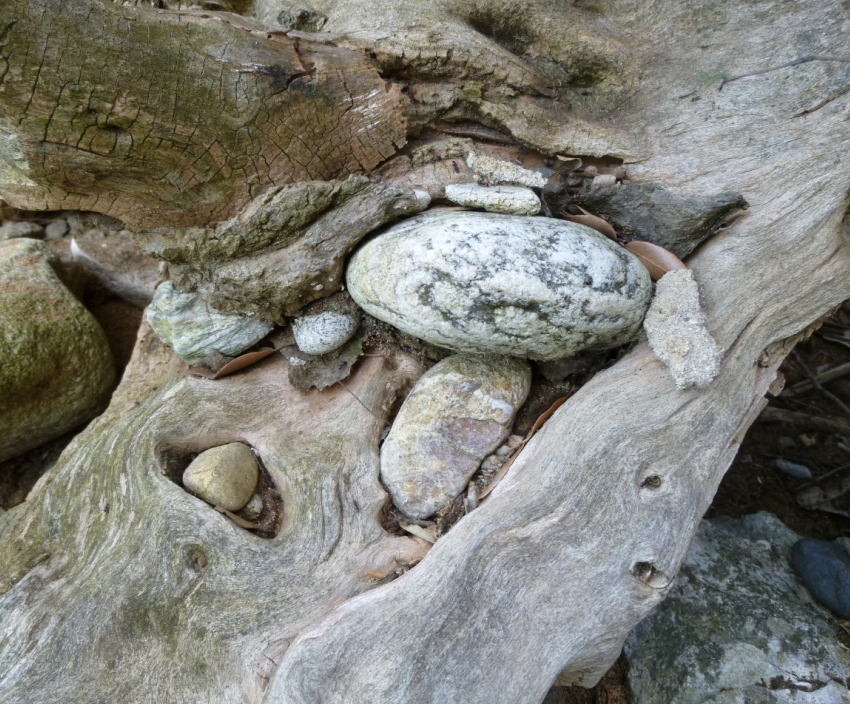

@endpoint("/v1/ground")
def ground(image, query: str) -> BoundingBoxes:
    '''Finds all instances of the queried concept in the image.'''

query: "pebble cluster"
[140,151,718,520]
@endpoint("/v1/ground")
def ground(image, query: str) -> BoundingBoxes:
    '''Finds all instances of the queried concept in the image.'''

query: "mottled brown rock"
[381,354,531,519]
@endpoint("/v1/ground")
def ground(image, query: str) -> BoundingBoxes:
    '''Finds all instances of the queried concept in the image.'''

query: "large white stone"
[346,211,652,359]
[381,354,530,519]
[147,281,272,366]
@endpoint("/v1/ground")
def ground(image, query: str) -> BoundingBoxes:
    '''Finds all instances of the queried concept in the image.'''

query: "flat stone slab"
[381,354,531,519]
[445,184,541,215]
[346,210,652,359]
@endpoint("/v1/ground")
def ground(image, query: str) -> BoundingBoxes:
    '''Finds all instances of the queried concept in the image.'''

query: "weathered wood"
[1,0,850,702]
[0,0,406,228]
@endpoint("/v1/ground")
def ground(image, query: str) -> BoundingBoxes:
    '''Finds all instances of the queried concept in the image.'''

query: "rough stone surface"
[791,539,850,619]
[0,221,44,240]
[71,230,161,307]
[626,513,850,704]
[467,152,546,188]
[44,219,69,239]
[134,176,427,321]
[644,269,722,389]
[381,354,531,519]
[182,443,259,511]
[561,183,748,259]
[445,184,541,215]
[0,238,115,462]
[347,210,652,359]
[146,281,272,366]
[293,312,361,355]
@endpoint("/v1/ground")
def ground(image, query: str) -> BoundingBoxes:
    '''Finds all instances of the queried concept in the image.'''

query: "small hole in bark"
[184,545,209,572]
[157,442,284,539]
[640,475,663,489]
[632,561,669,589]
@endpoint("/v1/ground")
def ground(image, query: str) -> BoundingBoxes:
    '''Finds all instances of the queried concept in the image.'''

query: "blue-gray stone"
[791,538,850,619]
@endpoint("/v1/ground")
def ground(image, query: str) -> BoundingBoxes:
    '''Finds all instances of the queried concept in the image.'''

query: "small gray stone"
[240,493,264,520]
[444,184,541,215]
[644,269,722,389]
[182,443,259,511]
[413,189,432,209]
[293,310,361,355]
[626,513,850,704]
[347,210,652,359]
[466,152,545,188]
[381,354,531,519]
[0,221,45,240]
[44,219,69,239]
[147,281,272,366]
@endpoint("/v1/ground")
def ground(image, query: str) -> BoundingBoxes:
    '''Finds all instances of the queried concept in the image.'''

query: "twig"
[784,360,850,396]
[336,379,382,420]
[758,406,850,436]
[792,351,850,418]
[798,464,850,490]
[718,55,850,90]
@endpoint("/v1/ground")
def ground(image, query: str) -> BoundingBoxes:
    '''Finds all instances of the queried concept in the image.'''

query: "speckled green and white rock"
[182,442,259,511]
[381,354,531,519]
[625,513,850,703]
[0,238,114,462]
[147,281,272,366]
[346,211,652,359]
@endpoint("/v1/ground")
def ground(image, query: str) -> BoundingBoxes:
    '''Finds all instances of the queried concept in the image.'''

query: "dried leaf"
[554,156,582,173]
[187,365,217,379]
[561,206,617,240]
[399,523,437,544]
[479,395,572,500]
[213,347,277,379]
[214,505,261,530]
[366,569,388,580]
[624,240,687,280]
[530,395,570,436]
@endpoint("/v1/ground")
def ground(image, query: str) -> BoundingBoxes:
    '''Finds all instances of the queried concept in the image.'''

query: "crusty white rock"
[643,269,722,389]
[346,211,652,359]
[381,354,530,519]
[445,184,540,215]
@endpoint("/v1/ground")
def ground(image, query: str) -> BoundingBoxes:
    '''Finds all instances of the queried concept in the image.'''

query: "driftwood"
[2,0,850,702]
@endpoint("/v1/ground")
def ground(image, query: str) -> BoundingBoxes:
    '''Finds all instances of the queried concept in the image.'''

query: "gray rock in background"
[445,184,541,215]
[625,513,850,704]
[147,281,272,366]
[0,221,45,240]
[564,183,747,259]
[71,229,161,307]
[644,269,722,389]
[0,238,115,462]
[381,354,531,519]
[347,210,652,359]
[292,294,362,356]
